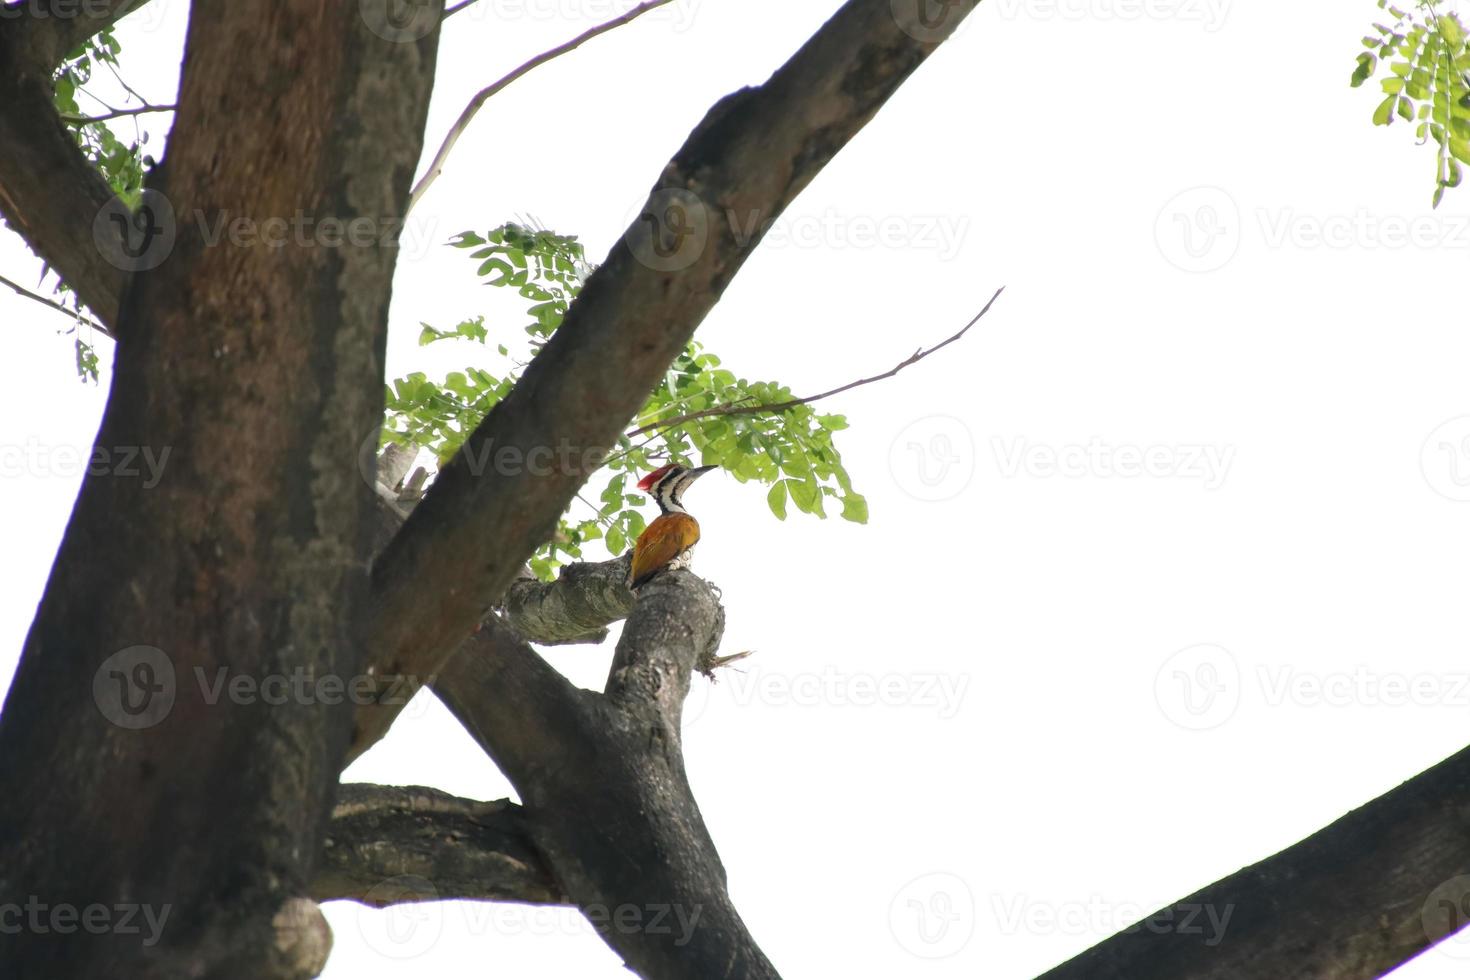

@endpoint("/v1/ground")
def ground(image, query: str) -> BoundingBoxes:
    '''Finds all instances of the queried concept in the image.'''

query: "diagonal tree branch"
[313,784,564,906]
[1034,743,1470,980]
[406,0,677,215]
[350,0,980,761]
[0,39,129,332]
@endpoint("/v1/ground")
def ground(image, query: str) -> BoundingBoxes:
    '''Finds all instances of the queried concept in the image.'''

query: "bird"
[628,463,716,589]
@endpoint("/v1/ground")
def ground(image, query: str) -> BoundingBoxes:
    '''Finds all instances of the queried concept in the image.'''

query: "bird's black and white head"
[637,463,716,515]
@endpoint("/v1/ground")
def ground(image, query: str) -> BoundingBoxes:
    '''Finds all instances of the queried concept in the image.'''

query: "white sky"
[3,0,1470,977]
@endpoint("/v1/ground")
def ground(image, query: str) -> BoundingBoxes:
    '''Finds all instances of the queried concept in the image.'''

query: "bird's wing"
[629,513,702,588]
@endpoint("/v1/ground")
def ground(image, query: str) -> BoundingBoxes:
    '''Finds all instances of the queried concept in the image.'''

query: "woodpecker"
[628,463,716,589]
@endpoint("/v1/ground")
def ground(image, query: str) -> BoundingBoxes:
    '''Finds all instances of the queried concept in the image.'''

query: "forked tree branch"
[406,0,677,215]
[628,286,1005,437]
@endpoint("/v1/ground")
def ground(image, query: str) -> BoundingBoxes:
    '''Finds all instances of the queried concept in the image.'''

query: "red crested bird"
[628,463,716,589]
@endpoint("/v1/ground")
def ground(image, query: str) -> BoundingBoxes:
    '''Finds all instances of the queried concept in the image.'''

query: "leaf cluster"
[383,223,866,580]
[1352,1,1470,206]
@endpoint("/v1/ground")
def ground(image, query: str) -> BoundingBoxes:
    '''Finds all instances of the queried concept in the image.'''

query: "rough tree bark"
[0,2,440,977]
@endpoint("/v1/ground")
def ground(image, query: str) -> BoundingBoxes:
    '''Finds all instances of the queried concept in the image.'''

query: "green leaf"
[767,481,788,520]
[840,493,869,524]
[1374,92,1398,125]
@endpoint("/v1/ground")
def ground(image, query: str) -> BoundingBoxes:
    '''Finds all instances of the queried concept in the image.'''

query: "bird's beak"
[690,465,717,478]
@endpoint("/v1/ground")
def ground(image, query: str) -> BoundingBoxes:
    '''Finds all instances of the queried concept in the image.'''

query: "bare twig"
[406,0,676,215]
[0,272,111,338]
[628,286,1005,438]
[62,103,175,125]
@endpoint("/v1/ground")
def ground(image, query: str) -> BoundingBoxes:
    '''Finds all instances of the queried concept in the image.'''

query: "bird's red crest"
[637,464,675,492]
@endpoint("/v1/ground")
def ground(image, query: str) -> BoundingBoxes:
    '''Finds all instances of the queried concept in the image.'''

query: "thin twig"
[406,0,677,216]
[0,273,112,338]
[62,103,175,125]
[628,287,1006,438]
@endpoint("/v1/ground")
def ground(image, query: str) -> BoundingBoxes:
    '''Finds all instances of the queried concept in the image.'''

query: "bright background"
[3,0,1470,977]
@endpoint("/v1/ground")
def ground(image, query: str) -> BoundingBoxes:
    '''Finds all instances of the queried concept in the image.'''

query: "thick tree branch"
[503,555,634,645]
[313,784,563,906]
[0,39,129,332]
[407,0,676,215]
[629,286,1005,437]
[352,0,979,760]
[1035,743,1470,980]
[434,572,778,980]
[0,3,441,976]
